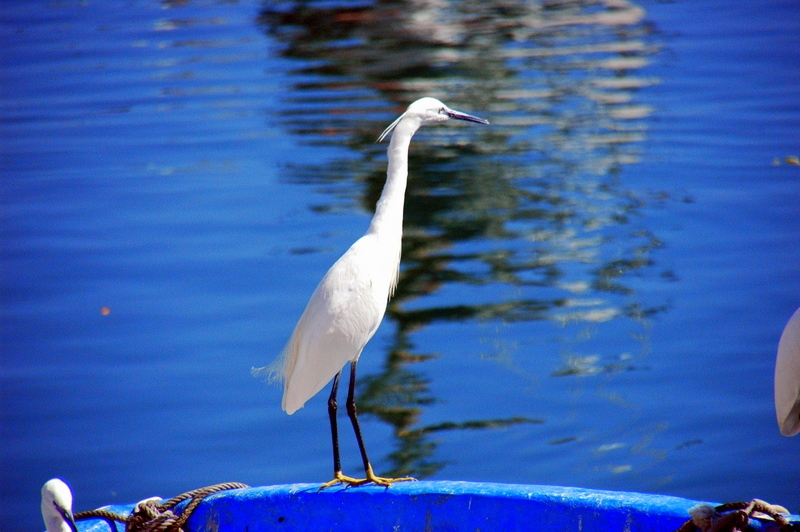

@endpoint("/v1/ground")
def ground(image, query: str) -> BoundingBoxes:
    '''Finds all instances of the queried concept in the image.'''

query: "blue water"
[2,0,799,530]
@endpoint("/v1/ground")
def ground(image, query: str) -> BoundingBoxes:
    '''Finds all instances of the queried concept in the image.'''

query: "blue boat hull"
[77,481,798,531]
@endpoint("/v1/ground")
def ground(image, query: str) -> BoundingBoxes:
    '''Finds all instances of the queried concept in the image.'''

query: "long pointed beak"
[56,504,79,532]
[67,513,79,532]
[445,108,489,125]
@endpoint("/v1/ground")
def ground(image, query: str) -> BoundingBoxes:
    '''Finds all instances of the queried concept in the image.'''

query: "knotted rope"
[74,482,249,532]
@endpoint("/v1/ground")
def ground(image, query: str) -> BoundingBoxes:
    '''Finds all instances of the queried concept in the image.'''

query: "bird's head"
[378,97,488,142]
[41,479,78,532]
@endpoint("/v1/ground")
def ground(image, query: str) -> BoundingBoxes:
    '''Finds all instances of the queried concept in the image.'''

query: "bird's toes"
[367,475,417,487]
[319,470,417,490]
[319,472,364,491]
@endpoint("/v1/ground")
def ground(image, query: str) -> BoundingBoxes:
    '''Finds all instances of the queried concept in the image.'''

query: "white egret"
[254,97,488,488]
[775,307,800,436]
[41,479,78,532]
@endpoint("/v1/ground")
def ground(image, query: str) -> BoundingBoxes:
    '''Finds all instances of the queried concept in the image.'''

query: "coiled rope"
[74,482,249,532]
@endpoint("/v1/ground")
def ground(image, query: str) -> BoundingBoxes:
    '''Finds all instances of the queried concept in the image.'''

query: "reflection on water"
[258,0,667,477]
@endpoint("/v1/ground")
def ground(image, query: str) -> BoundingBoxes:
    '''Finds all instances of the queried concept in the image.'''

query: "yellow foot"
[319,471,365,490]
[319,466,417,490]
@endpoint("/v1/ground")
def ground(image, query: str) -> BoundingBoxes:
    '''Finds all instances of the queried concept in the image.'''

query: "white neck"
[367,117,420,238]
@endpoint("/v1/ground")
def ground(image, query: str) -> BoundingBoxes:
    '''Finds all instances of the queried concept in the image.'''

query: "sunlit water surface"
[2,0,799,530]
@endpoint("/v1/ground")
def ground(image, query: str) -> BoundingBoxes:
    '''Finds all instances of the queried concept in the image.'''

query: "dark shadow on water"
[257,0,670,478]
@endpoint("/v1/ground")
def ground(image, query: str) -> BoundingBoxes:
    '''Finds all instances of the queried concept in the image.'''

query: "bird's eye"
[438,107,446,114]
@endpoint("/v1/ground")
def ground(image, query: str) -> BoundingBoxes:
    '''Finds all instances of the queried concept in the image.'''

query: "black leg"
[319,361,416,489]
[320,371,361,490]
[345,360,373,473]
[345,360,416,486]
[327,371,342,476]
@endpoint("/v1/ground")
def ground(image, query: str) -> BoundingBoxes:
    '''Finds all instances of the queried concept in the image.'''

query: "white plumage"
[277,232,397,414]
